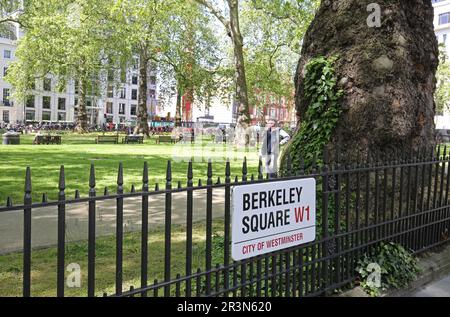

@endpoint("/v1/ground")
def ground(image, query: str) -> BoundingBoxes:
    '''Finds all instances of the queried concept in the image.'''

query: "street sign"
[231,178,316,261]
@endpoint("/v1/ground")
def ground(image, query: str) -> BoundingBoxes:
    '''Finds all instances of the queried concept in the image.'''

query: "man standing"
[260,118,290,178]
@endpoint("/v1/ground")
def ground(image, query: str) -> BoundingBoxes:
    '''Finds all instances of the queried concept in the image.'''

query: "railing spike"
[75,190,80,199]
[6,196,12,207]
[24,167,32,194]
[131,184,136,193]
[258,159,263,180]
[89,164,96,189]
[187,161,193,186]
[117,162,124,187]
[59,166,65,191]
[143,162,149,186]
[42,193,47,203]
[104,187,109,196]
[207,159,213,179]
[166,161,172,182]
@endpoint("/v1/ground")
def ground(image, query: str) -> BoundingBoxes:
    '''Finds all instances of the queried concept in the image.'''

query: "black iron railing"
[0,147,449,297]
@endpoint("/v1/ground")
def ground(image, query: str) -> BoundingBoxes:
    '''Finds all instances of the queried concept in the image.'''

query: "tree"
[435,44,450,115]
[6,0,120,133]
[111,0,177,136]
[241,0,318,123]
[154,1,225,126]
[283,0,439,169]
[194,0,251,132]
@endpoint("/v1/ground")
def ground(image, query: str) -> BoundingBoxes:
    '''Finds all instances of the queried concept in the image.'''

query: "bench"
[33,135,62,145]
[123,135,144,144]
[156,135,176,144]
[96,135,119,144]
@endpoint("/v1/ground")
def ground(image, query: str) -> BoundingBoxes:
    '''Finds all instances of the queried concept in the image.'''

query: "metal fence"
[1,147,450,297]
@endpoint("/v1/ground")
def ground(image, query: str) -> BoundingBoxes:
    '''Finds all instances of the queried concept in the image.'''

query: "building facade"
[433,0,450,129]
[0,22,158,126]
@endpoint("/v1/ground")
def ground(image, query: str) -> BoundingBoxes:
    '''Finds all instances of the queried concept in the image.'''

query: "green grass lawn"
[0,133,260,204]
[0,219,226,297]
[0,133,259,297]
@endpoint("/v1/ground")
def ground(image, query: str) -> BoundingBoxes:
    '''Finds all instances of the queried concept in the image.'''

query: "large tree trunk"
[288,0,438,165]
[134,49,150,136]
[228,0,250,144]
[75,77,88,133]
[176,86,182,127]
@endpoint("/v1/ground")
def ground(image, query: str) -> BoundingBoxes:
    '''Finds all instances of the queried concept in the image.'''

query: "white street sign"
[231,178,316,261]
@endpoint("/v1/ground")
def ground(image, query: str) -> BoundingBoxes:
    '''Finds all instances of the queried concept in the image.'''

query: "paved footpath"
[410,275,450,297]
[0,188,226,254]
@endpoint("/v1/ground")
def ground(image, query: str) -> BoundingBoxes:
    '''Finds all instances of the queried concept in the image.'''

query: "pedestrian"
[260,118,290,178]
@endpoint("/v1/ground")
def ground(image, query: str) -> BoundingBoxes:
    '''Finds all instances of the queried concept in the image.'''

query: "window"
[132,76,138,85]
[2,110,9,123]
[43,78,52,91]
[43,96,51,109]
[28,80,35,90]
[26,95,35,108]
[58,98,66,110]
[106,102,113,114]
[3,67,7,77]
[149,89,156,99]
[42,111,51,121]
[150,76,156,85]
[0,23,17,40]
[131,104,137,116]
[108,69,115,82]
[74,98,78,106]
[439,13,450,25]
[58,112,66,121]
[131,89,138,100]
[133,57,139,70]
[3,88,10,105]
[107,85,114,98]
[25,110,35,121]
[4,50,11,59]
[120,88,126,99]
[74,81,79,94]
[86,100,92,108]
[119,103,126,115]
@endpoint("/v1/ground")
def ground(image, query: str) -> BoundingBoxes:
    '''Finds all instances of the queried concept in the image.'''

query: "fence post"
[141,162,149,297]
[57,166,66,297]
[206,160,213,295]
[23,167,32,297]
[186,161,194,297]
[224,160,231,297]
[164,161,172,297]
[116,163,124,296]
[88,164,96,297]
[321,149,330,292]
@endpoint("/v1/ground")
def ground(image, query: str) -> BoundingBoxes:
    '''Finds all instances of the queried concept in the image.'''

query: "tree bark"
[228,0,250,128]
[75,77,88,133]
[289,0,438,164]
[176,86,183,127]
[134,48,150,136]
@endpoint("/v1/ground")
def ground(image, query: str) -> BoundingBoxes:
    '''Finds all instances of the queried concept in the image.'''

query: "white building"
[433,0,450,129]
[0,22,158,126]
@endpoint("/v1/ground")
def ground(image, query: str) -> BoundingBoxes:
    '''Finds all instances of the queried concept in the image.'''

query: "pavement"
[0,188,226,254]
[410,275,450,297]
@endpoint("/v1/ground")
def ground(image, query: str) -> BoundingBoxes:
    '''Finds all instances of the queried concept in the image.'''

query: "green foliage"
[435,44,450,115]
[356,242,421,297]
[287,56,343,172]
[242,0,318,114]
